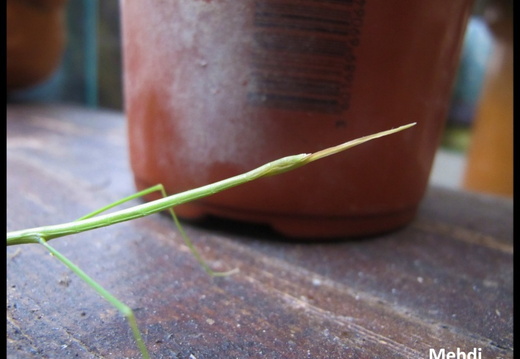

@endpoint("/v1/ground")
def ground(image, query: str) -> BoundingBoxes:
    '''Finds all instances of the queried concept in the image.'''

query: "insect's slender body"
[6,123,415,358]
[7,153,306,246]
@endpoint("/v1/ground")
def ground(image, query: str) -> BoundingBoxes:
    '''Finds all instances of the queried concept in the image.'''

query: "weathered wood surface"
[6,104,513,359]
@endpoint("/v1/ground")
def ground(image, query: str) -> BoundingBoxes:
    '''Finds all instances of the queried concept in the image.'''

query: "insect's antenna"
[304,123,417,164]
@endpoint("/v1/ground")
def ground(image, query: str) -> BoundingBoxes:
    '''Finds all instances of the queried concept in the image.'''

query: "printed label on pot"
[248,0,366,113]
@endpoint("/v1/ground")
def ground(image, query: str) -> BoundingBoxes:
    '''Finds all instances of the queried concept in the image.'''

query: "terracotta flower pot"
[121,0,472,238]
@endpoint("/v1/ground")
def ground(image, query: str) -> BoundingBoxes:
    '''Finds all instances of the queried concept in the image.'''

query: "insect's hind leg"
[76,184,238,277]
[156,185,239,277]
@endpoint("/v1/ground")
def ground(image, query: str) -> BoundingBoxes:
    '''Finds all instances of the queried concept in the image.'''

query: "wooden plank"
[7,104,513,358]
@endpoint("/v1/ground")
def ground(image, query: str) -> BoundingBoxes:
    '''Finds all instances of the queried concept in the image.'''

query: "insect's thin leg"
[37,237,150,359]
[77,184,237,276]
[75,185,166,221]
[155,184,239,277]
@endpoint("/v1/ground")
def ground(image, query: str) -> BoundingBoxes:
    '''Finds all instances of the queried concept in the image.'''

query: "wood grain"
[7,104,513,358]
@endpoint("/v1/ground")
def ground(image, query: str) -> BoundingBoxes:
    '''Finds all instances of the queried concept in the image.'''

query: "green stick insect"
[7,123,415,358]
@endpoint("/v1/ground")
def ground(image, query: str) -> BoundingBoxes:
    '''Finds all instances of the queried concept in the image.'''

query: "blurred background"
[6,0,512,197]
[7,0,121,108]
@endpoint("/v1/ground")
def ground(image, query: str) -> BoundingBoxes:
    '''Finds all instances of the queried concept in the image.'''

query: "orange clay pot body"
[121,0,472,238]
